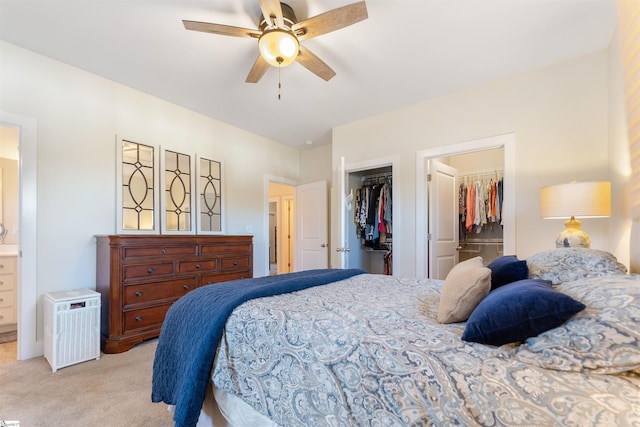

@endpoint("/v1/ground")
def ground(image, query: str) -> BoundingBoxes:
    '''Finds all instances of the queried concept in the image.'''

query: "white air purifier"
[44,289,101,372]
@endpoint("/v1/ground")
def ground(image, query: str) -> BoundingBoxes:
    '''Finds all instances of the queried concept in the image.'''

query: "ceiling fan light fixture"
[258,29,299,67]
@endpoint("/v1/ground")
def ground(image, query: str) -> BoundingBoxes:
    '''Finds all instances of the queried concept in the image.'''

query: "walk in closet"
[347,166,393,274]
[458,169,504,264]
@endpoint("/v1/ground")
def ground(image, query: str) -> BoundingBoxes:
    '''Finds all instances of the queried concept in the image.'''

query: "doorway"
[416,133,516,279]
[0,111,38,360]
[0,125,19,363]
[268,181,295,275]
[428,148,505,279]
[338,155,399,273]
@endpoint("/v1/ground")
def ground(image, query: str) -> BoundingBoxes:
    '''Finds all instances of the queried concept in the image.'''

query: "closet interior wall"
[458,169,504,264]
[347,166,393,274]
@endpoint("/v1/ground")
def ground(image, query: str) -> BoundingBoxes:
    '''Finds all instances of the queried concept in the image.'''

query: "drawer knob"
[0,315,3,320]
[162,249,166,254]
[0,298,3,302]
[183,284,190,290]
[135,316,142,322]
[147,268,154,274]
[207,281,213,285]
[233,261,239,266]
[135,291,143,297]
[195,264,201,269]
[0,281,3,285]
[0,264,4,269]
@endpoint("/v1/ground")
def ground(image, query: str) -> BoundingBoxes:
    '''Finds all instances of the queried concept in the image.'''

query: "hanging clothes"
[458,172,503,235]
[354,176,392,251]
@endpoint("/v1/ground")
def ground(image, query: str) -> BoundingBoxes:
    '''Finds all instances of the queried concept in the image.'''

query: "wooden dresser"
[96,234,253,353]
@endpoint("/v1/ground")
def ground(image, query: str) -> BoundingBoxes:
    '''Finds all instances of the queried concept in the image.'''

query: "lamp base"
[555,217,590,248]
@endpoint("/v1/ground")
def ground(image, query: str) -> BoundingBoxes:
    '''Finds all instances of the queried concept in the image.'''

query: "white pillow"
[437,257,491,324]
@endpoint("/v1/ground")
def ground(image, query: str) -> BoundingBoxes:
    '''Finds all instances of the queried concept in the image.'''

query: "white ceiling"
[0,0,618,149]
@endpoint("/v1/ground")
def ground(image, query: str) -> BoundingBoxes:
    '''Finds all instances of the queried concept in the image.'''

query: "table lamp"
[540,181,611,248]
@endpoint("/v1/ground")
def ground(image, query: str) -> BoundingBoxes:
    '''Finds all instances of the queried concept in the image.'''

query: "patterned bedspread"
[211,273,640,426]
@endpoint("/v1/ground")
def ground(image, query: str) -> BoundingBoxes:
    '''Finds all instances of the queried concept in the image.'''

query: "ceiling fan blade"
[296,45,336,81]
[246,55,270,83]
[183,20,261,38]
[292,1,368,41]
[259,0,284,28]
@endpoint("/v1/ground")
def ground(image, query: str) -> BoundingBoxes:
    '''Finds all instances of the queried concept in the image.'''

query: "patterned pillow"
[514,275,640,374]
[526,248,627,285]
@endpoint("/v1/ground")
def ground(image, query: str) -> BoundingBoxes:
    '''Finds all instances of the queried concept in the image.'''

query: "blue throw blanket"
[151,268,366,427]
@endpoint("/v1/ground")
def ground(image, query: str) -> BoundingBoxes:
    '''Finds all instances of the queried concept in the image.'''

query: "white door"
[294,181,328,271]
[428,160,459,279]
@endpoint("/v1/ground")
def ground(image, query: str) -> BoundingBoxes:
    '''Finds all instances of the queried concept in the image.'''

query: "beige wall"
[332,49,622,276]
[0,40,302,344]
[299,144,332,184]
[608,26,632,269]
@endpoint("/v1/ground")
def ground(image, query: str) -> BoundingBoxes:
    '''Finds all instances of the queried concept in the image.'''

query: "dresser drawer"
[201,243,252,256]
[202,271,251,286]
[178,259,218,274]
[0,290,14,308]
[0,273,15,291]
[123,262,175,281]
[123,244,197,259]
[123,278,196,307]
[220,256,251,271]
[0,306,15,325]
[123,304,171,333]
[0,258,15,274]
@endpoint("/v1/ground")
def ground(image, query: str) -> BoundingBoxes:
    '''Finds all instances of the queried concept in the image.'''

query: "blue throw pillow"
[487,255,529,290]
[461,279,586,346]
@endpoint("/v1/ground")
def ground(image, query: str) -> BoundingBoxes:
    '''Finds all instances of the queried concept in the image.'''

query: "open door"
[294,181,328,271]
[428,160,459,279]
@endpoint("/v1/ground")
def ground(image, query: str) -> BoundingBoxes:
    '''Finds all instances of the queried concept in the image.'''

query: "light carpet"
[0,339,175,426]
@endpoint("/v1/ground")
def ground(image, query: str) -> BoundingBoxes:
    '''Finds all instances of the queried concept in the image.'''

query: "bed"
[152,248,640,427]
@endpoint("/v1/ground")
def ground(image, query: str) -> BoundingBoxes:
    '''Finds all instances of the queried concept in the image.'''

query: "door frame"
[263,174,298,277]
[0,111,38,360]
[416,133,515,278]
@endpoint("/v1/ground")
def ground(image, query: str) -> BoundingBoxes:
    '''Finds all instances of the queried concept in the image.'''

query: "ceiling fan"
[183,1,368,83]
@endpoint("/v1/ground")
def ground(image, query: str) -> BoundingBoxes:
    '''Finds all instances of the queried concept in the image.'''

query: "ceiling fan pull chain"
[277,57,283,100]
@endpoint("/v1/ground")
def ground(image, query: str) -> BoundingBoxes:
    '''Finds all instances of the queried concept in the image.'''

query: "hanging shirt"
[465,183,475,231]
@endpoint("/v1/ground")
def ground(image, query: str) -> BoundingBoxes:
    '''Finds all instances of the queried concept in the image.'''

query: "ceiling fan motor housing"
[259,3,298,31]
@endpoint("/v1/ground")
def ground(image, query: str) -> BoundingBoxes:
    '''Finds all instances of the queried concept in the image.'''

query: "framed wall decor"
[116,137,159,234]
[160,147,195,234]
[115,137,223,235]
[196,155,224,234]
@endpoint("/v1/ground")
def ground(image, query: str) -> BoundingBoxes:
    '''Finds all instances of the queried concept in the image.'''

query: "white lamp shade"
[540,181,611,248]
[540,181,611,219]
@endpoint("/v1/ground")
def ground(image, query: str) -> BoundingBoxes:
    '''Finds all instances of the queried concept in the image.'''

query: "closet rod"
[361,172,392,182]
[459,168,503,180]
[462,239,503,245]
